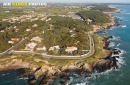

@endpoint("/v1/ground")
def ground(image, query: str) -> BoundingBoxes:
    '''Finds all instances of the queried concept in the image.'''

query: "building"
[87,19,92,24]
[37,46,46,51]
[0,30,5,32]
[65,46,77,54]
[46,18,51,22]
[26,29,31,31]
[32,24,38,27]
[49,47,54,51]
[53,45,60,50]
[11,38,19,41]
[49,45,60,51]
[8,41,14,44]
[31,36,42,42]
[25,42,37,50]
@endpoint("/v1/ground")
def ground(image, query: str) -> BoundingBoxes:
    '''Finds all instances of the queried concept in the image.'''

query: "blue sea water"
[0,69,28,85]
[0,5,130,85]
[66,5,130,85]
[90,5,130,85]
[49,5,130,85]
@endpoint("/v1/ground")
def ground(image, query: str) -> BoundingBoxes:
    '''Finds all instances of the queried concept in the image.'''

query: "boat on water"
[122,25,126,28]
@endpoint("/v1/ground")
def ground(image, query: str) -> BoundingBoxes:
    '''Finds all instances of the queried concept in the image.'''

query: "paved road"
[40,32,95,59]
[17,32,94,59]
[1,33,95,59]
[0,38,25,56]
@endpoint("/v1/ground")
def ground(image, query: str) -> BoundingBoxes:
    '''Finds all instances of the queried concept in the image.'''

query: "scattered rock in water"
[59,75,70,85]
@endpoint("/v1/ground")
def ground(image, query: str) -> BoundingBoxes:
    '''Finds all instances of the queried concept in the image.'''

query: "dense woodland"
[44,16,90,55]
[0,5,113,55]
[76,10,111,25]
[91,5,117,12]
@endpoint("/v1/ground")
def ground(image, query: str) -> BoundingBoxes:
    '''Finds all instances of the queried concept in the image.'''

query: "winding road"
[37,32,95,59]
[1,33,95,59]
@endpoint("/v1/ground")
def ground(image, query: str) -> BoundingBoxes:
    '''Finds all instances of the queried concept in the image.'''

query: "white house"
[25,42,37,50]
[31,36,42,42]
[46,18,51,22]
[37,46,46,51]
[8,41,14,44]
[65,46,77,54]
[32,24,38,27]
[53,45,60,50]
[49,47,54,51]
[26,29,31,31]
[0,30,5,32]
[49,45,60,51]
[87,19,92,24]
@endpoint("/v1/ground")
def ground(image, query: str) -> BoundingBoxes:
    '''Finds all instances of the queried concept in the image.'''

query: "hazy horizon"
[0,0,130,3]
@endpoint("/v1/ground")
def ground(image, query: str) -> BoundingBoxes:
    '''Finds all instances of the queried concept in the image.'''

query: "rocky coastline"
[0,10,121,85]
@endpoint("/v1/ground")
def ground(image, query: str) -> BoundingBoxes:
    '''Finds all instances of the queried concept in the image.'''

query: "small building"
[49,47,54,51]
[5,11,10,13]
[46,18,51,22]
[87,19,92,24]
[8,41,14,44]
[49,45,60,51]
[65,46,77,54]
[11,38,19,41]
[31,36,42,42]
[0,30,5,32]
[69,30,73,33]
[26,29,31,31]
[32,24,38,27]
[53,45,60,50]
[14,26,17,28]
[37,46,46,51]
[25,42,37,50]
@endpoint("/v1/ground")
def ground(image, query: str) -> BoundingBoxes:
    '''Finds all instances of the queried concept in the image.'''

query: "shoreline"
[0,8,121,85]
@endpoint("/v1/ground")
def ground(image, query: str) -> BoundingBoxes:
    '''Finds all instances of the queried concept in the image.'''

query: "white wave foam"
[114,48,126,67]
[68,48,126,85]
[108,42,115,47]
[116,57,125,67]
[117,43,121,47]
[2,74,6,76]
[74,82,86,85]
[99,68,113,76]
[108,36,121,41]
[115,48,126,56]
[73,73,79,77]
[99,48,126,76]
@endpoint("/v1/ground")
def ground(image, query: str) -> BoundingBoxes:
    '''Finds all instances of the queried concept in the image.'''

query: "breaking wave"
[108,42,115,48]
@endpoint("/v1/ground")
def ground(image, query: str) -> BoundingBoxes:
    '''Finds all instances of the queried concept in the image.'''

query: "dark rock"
[59,80,66,85]
[93,50,119,73]
[59,75,70,85]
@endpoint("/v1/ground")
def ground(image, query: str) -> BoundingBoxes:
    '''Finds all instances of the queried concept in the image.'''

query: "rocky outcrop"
[102,36,113,49]
[0,51,121,85]
[0,59,30,71]
[93,52,117,72]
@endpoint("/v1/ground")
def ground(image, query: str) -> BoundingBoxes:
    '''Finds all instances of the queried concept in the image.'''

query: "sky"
[0,0,130,3]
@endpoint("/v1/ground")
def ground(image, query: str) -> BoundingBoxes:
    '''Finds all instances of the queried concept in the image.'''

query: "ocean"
[0,69,28,85]
[49,5,130,85]
[0,5,130,85]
